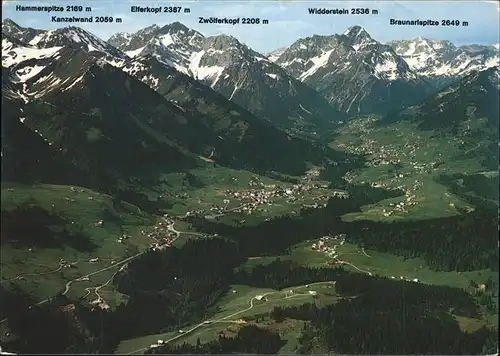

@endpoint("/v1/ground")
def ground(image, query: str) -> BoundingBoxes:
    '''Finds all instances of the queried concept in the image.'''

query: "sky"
[2,0,499,53]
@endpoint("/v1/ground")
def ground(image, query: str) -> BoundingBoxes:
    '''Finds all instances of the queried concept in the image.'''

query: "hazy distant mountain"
[389,37,499,88]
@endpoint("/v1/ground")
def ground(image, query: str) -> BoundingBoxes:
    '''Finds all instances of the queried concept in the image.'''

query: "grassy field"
[244,241,498,291]
[1,183,154,305]
[240,241,498,337]
[159,166,333,225]
[159,167,289,216]
[0,166,307,306]
[0,165,333,323]
[115,281,337,354]
[331,117,495,222]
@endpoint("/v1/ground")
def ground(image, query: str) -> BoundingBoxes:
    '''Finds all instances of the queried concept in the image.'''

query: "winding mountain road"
[0,264,64,285]
[125,281,333,355]
[0,220,201,325]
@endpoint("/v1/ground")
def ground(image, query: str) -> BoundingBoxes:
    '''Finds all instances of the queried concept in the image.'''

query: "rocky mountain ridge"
[108,21,344,136]
[388,37,499,88]
[270,26,433,116]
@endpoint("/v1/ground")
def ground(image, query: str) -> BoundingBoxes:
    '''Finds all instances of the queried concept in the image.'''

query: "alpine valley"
[1,18,498,355]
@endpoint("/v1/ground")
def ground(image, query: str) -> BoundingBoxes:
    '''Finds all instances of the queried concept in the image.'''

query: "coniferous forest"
[1,12,499,356]
[2,237,497,354]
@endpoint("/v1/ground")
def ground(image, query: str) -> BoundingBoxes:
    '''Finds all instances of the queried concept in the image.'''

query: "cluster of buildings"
[384,193,420,216]
[198,174,343,220]
[335,118,458,217]
[391,276,420,283]
[149,339,166,349]
[173,168,349,223]
[141,214,178,251]
[116,234,130,244]
[90,298,110,311]
[59,259,77,269]
[311,234,347,261]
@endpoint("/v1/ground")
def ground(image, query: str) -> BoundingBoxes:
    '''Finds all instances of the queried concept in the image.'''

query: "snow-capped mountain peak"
[158,21,196,35]
[107,25,159,51]
[107,21,204,63]
[2,32,62,71]
[109,22,343,134]
[29,26,128,61]
[343,25,369,40]
[389,37,499,86]
[2,19,129,69]
[2,18,45,44]
[342,25,377,51]
[266,47,287,62]
[273,25,430,115]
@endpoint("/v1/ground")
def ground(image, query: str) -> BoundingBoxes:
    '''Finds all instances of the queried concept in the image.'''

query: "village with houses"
[334,117,482,219]
[308,234,424,284]
[177,169,349,223]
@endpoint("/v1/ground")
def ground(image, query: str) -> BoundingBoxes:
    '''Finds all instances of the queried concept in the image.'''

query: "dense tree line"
[438,173,498,211]
[1,202,98,252]
[0,289,105,354]
[186,190,379,256]
[188,185,497,272]
[96,238,245,348]
[346,206,498,271]
[1,238,246,353]
[147,325,284,354]
[270,277,495,355]
[2,252,495,354]
[2,193,496,353]
[237,260,480,318]
[235,259,347,290]
[290,303,496,355]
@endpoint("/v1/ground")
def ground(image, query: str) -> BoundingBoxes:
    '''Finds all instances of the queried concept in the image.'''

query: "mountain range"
[1,18,498,355]
[108,22,342,137]
[2,19,336,203]
[271,26,433,116]
[382,65,499,170]
[2,18,499,188]
[389,37,499,88]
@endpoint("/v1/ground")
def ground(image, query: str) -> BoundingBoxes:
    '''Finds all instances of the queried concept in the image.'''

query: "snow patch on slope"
[14,64,46,82]
[125,45,146,58]
[188,50,225,87]
[298,49,334,81]
[374,60,398,80]
[2,39,61,67]
[266,47,287,62]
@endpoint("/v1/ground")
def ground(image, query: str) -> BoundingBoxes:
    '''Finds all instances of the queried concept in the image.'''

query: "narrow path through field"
[0,221,199,326]
[342,261,372,276]
[361,248,371,258]
[0,264,64,284]
[168,223,206,237]
[125,280,333,355]
[61,250,146,297]
[93,270,121,304]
